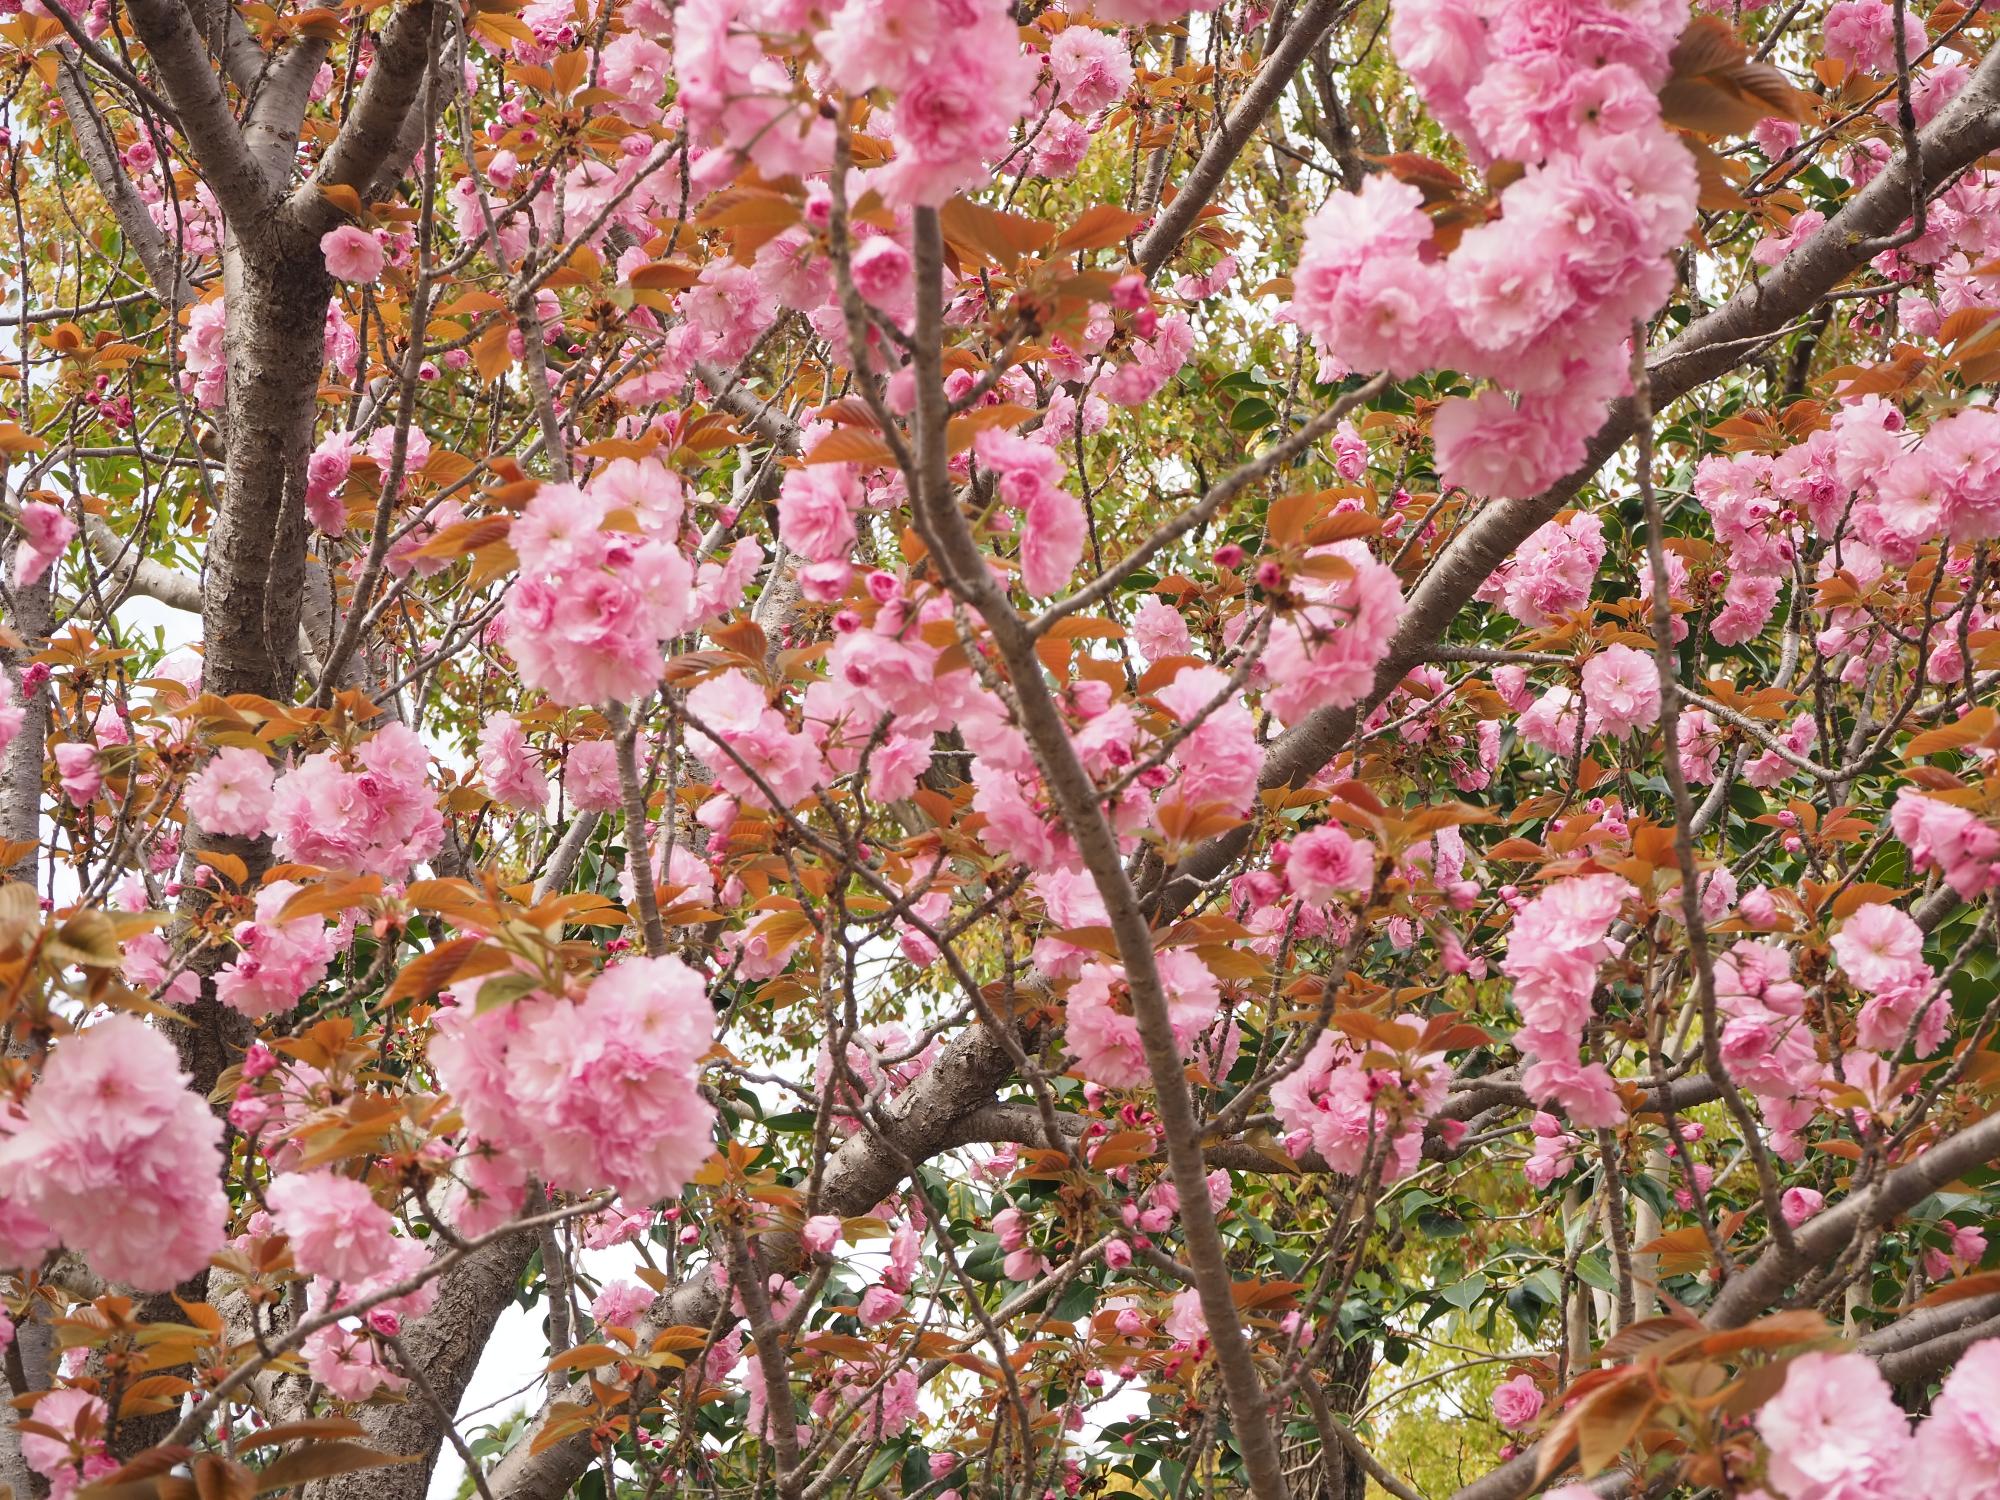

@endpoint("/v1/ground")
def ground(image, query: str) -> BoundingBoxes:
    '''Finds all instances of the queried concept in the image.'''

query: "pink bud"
[801,1215,842,1254]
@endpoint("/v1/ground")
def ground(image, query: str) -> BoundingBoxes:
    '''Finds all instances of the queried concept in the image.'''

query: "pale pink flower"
[1913,1337,2000,1498]
[563,740,624,813]
[1490,1373,1544,1429]
[1,1016,226,1289]
[1066,951,1219,1090]
[1164,1289,1207,1345]
[776,466,859,565]
[53,743,101,806]
[320,225,386,283]
[802,1214,842,1254]
[1520,1058,1626,1128]
[1287,825,1375,905]
[20,1388,108,1497]
[1830,902,1928,994]
[858,1285,906,1325]
[591,1279,654,1328]
[1131,597,1193,662]
[1780,1187,1824,1227]
[478,712,548,814]
[268,1169,397,1285]
[14,501,75,587]
[215,879,340,1019]
[431,954,717,1204]
[186,746,276,836]
[1755,1350,1913,1498]
[1048,27,1133,114]
[1580,644,1661,740]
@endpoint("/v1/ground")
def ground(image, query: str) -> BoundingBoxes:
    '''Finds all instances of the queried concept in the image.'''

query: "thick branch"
[305,1237,538,1500]
[243,36,331,188]
[287,0,438,231]
[1134,0,1351,277]
[183,0,266,96]
[121,0,272,227]
[52,48,195,304]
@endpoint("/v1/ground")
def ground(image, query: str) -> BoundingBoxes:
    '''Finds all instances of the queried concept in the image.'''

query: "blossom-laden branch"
[15,3,2000,1500]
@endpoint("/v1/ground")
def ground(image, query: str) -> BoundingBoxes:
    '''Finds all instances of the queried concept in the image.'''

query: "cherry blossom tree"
[2,0,2000,1497]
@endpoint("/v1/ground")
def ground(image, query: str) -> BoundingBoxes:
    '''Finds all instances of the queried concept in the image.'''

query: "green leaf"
[1417,1210,1470,1239]
[1228,397,1277,433]
[1441,1273,1488,1310]
[1576,1251,1615,1293]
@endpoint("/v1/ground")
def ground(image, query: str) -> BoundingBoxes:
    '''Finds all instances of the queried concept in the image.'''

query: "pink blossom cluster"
[430,954,717,1204]
[563,739,623,812]
[268,1168,399,1284]
[304,1323,406,1403]
[1066,949,1222,1090]
[443,1138,529,1241]
[1269,1018,1449,1180]
[1034,25,1134,179]
[1260,541,1408,724]
[501,468,703,708]
[1691,400,2000,676]
[20,1388,113,1500]
[215,879,344,1020]
[1823,0,1928,75]
[1499,875,1632,1126]
[975,428,1086,598]
[1284,823,1376,905]
[0,1016,226,1290]
[1154,665,1264,817]
[1830,901,1946,1055]
[12,501,75,588]
[1755,1340,2000,1500]
[185,745,277,836]
[1579,644,1663,741]
[1475,510,1606,626]
[270,721,443,878]
[478,712,549,813]
[1892,789,2000,902]
[591,1278,654,1330]
[1291,0,1697,499]
[687,667,826,811]
[1713,940,1820,1159]
[669,0,1040,209]
[1524,1110,1579,1187]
